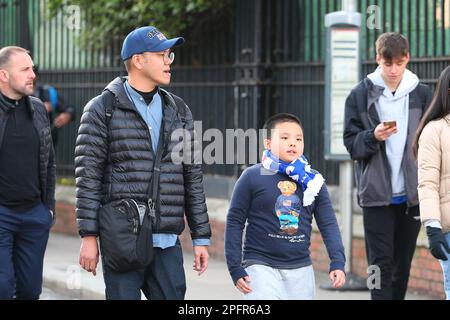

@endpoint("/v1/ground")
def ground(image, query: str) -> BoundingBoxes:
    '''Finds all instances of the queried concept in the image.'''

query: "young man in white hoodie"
[343,33,432,300]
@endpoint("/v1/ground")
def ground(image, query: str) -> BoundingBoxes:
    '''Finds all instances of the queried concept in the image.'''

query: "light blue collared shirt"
[123,81,210,249]
[123,80,162,153]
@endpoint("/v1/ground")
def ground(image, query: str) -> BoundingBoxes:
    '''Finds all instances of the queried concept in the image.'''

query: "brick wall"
[53,201,78,236]
[54,201,446,299]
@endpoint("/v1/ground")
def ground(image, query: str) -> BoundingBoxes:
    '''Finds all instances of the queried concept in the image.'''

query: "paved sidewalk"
[43,233,432,300]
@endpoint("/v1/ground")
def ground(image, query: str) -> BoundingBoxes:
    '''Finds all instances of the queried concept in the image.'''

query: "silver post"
[340,161,353,274]
[322,2,367,290]
[342,0,357,12]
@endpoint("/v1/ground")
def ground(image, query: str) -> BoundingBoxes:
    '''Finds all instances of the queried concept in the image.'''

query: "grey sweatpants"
[243,264,315,300]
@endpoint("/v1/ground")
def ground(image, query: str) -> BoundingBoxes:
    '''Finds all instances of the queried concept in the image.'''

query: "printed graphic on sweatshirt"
[275,181,301,235]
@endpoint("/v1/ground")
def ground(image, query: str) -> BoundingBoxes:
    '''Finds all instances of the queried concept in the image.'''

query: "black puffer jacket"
[0,94,56,212]
[75,77,211,239]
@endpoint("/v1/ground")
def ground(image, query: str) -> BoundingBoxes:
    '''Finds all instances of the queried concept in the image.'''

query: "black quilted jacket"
[0,94,56,212]
[74,77,211,239]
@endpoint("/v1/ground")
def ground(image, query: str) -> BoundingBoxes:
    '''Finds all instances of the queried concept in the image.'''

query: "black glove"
[426,226,450,261]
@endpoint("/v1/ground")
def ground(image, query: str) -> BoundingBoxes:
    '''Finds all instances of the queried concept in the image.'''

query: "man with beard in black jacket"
[0,46,55,300]
[75,26,211,300]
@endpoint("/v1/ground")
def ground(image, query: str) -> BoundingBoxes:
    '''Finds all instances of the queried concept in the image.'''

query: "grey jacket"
[343,77,432,207]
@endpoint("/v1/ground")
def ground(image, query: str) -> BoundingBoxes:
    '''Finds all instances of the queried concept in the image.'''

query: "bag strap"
[147,125,165,218]
[101,90,117,130]
[101,90,117,202]
[159,88,187,126]
[158,89,188,161]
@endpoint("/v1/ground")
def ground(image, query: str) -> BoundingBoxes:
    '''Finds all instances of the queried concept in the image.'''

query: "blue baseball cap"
[121,26,184,61]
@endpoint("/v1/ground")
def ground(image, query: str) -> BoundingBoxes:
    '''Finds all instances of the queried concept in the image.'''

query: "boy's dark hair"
[376,32,409,61]
[263,113,303,139]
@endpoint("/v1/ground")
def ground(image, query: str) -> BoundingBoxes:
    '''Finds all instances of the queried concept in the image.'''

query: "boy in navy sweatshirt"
[225,113,346,299]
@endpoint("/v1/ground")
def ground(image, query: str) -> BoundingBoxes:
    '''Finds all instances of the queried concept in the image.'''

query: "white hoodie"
[367,67,419,198]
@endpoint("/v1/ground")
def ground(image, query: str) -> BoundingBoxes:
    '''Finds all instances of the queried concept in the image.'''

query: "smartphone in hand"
[383,120,397,128]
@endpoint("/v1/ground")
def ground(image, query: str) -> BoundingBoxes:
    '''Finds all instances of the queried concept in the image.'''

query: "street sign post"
[322,3,367,291]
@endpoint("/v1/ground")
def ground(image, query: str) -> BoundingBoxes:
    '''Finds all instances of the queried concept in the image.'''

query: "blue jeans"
[439,233,450,300]
[102,242,186,300]
[0,203,52,300]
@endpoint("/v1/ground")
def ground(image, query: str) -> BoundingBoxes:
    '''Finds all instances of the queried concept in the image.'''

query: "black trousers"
[363,204,421,300]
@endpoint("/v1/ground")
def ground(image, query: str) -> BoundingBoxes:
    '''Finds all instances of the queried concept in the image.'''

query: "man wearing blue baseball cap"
[74,26,211,300]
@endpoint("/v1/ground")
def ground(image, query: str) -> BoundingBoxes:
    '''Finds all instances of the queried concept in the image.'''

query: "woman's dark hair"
[412,65,450,159]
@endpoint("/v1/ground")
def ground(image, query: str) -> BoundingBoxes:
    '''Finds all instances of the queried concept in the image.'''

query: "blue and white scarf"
[261,150,324,206]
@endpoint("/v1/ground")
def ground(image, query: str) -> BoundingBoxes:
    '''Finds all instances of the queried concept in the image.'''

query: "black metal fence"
[2,0,450,185]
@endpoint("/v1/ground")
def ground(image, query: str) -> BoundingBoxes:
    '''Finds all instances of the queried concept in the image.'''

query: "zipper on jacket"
[152,96,178,233]
[380,142,393,202]
[401,143,411,208]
